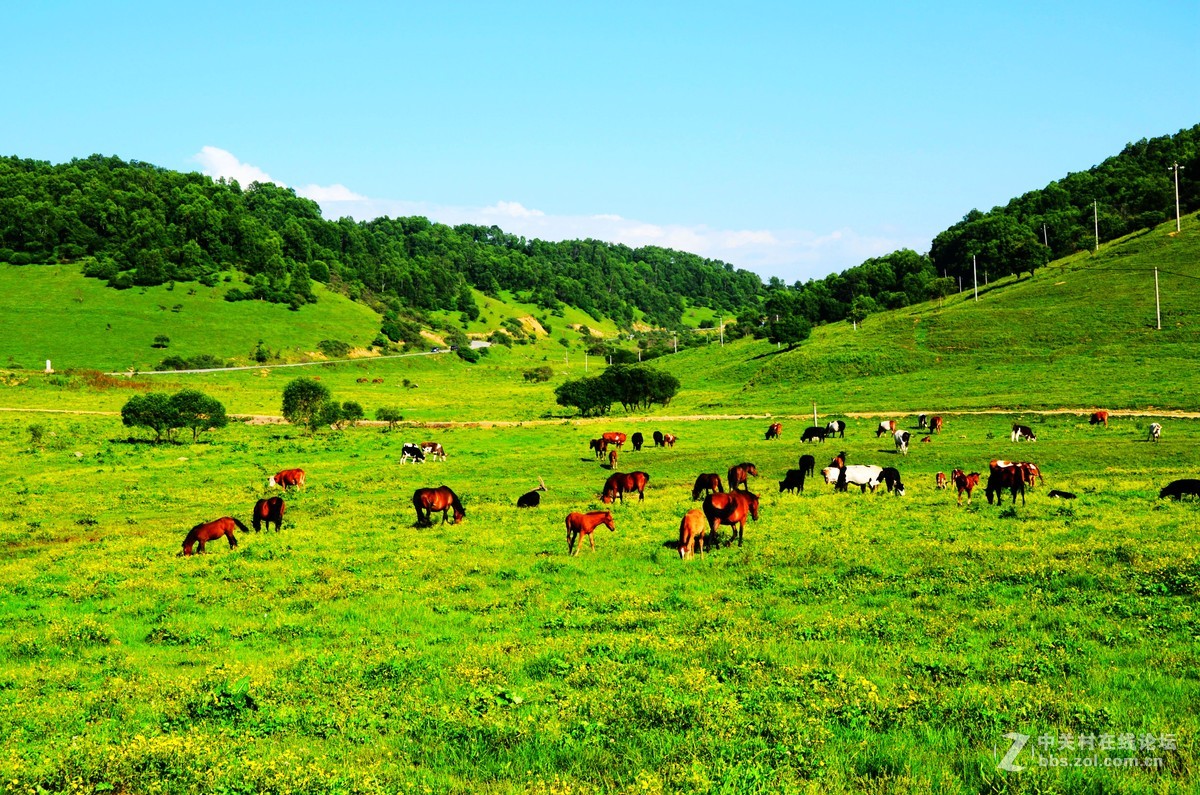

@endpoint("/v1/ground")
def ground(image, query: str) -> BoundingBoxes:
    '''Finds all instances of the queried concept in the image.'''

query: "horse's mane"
[444,486,465,515]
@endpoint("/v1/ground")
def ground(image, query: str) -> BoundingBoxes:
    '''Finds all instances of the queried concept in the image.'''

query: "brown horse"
[952,469,981,505]
[727,462,758,491]
[678,509,708,560]
[252,496,285,531]
[268,468,305,490]
[180,517,247,556]
[702,491,759,547]
[566,511,615,555]
[608,449,619,469]
[600,471,650,504]
[691,473,723,501]
[412,486,466,526]
[589,438,608,458]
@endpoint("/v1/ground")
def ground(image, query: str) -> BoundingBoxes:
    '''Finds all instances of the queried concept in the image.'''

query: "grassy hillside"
[0,266,382,371]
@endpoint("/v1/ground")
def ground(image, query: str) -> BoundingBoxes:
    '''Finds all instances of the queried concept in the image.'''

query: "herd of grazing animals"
[180,412,1195,558]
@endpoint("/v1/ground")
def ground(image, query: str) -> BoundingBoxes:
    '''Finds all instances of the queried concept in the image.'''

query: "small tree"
[121,393,177,442]
[767,313,812,349]
[341,401,364,427]
[28,424,46,449]
[376,406,404,430]
[523,366,554,383]
[282,377,332,434]
[554,376,614,417]
[152,334,170,349]
[169,389,228,442]
[318,401,344,430]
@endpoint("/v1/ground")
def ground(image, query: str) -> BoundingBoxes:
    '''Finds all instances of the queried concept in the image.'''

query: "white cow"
[822,465,884,493]
[1149,423,1162,443]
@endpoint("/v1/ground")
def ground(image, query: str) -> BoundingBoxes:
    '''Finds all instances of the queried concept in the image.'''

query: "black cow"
[653,430,665,447]
[797,454,816,478]
[631,432,644,452]
[778,469,807,494]
[878,467,905,495]
[1159,479,1200,500]
[801,426,827,443]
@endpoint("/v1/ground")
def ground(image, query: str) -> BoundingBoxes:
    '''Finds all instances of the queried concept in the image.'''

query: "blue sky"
[3,1,1196,282]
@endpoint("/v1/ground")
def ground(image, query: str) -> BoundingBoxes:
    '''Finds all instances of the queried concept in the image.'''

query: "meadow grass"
[1,410,1197,793]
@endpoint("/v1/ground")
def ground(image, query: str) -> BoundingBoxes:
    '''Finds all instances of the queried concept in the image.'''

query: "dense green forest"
[0,124,1195,334]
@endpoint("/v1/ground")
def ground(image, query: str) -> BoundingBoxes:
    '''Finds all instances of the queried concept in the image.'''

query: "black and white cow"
[893,430,910,456]
[825,420,846,438]
[1148,423,1162,443]
[822,465,883,493]
[1011,424,1037,442]
[917,413,927,429]
[400,443,426,464]
[875,420,896,438]
[878,466,905,496]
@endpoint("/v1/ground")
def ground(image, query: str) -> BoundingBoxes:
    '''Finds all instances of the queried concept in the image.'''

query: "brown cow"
[986,464,1026,506]
[251,496,285,532]
[566,511,615,555]
[601,432,627,448]
[268,468,305,490]
[663,433,677,447]
[935,471,947,490]
[678,509,708,560]
[765,422,782,440]
[1090,410,1109,427]
[930,415,944,434]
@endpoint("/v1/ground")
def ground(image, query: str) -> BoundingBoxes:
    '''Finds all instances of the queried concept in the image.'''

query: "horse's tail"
[230,517,251,535]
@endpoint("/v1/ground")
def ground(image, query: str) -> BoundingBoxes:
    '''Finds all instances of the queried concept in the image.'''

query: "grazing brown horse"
[566,511,615,555]
[589,438,608,458]
[727,462,758,491]
[181,517,247,556]
[412,486,466,526]
[600,471,650,504]
[678,509,708,560]
[268,468,305,490]
[691,473,723,501]
[765,422,782,440]
[601,432,627,448]
[608,449,619,469]
[252,496,285,531]
[702,491,759,547]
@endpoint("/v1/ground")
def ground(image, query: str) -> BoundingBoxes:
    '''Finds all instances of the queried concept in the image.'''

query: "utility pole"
[584,351,588,372]
[1155,267,1161,330]
[720,319,724,346]
[1042,223,1048,246]
[1094,200,1099,251]
[1170,162,1184,233]
[973,255,979,302]
[673,332,677,354]
[813,402,818,428]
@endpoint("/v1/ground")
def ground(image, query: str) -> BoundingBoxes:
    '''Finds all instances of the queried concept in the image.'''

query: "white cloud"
[191,148,921,282]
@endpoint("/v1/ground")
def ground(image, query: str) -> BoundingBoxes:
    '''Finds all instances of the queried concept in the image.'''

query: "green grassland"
[0,410,1197,794]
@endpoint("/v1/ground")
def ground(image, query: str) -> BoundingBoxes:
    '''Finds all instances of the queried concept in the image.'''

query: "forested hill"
[0,154,762,328]
[1,125,1196,333]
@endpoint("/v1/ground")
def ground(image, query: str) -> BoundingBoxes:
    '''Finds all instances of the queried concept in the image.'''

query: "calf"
[930,416,943,434]
[1048,490,1077,500]
[1148,423,1162,443]
[765,422,782,440]
[1011,424,1037,442]
[517,479,547,508]
[893,430,910,455]
[935,471,947,490]
[878,467,905,495]
[825,420,846,438]
[778,469,807,494]
[1159,479,1200,500]
[420,442,446,461]
[952,469,981,505]
[801,426,827,443]
[1089,410,1109,427]
[663,433,677,447]
[608,449,619,469]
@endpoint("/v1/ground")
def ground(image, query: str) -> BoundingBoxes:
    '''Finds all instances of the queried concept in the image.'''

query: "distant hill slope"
[650,212,1200,414]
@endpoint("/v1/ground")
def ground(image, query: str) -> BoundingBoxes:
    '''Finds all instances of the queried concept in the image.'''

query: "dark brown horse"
[678,509,708,560]
[727,462,758,491]
[608,449,619,470]
[566,511,615,555]
[589,438,608,458]
[691,473,723,501]
[252,496,285,532]
[181,517,247,556]
[702,491,760,547]
[985,465,1026,506]
[600,471,650,504]
[412,486,466,526]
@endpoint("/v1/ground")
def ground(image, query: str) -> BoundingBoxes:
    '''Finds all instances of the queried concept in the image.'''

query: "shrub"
[317,339,351,358]
[523,366,554,383]
[28,424,45,448]
[152,334,170,349]
[341,401,364,426]
[376,407,404,430]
